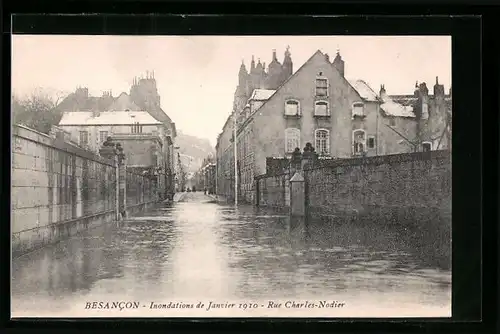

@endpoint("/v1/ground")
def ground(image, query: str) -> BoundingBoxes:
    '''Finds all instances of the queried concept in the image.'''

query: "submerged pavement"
[12,192,451,317]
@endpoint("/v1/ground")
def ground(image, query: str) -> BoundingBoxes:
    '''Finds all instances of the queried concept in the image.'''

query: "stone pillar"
[115,143,127,218]
[290,172,305,216]
[99,137,119,220]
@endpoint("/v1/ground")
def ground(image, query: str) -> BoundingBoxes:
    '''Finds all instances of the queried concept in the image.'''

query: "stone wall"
[125,168,157,208]
[256,150,451,224]
[305,150,451,221]
[255,173,290,210]
[11,125,160,258]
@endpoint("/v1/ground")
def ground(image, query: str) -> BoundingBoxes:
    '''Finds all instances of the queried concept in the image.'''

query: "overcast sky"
[12,35,451,146]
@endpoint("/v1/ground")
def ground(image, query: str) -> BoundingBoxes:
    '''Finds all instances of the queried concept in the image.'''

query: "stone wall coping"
[305,150,450,171]
[13,124,116,167]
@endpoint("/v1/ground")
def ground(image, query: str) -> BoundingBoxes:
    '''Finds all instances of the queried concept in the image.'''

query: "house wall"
[216,118,236,201]
[351,101,380,157]
[113,136,163,168]
[58,124,163,153]
[376,115,417,155]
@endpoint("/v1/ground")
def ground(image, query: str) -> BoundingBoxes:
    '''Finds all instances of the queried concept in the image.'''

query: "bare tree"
[12,88,68,134]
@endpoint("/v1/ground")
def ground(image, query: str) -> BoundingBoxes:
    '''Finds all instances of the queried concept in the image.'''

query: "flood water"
[11,192,451,318]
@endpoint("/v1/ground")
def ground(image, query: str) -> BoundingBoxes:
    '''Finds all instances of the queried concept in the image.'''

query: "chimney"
[379,84,387,100]
[419,82,429,96]
[433,76,445,97]
[325,53,330,62]
[332,51,344,77]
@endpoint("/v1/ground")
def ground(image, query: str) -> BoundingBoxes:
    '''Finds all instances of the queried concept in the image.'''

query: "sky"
[12,35,451,147]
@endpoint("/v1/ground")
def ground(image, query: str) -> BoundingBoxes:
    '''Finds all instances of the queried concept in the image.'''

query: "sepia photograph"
[11,35,452,318]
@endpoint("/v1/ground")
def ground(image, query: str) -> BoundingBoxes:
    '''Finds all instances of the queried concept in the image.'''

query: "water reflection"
[12,192,451,316]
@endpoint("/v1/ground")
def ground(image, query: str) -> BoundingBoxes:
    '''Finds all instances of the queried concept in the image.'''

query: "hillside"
[175,131,215,173]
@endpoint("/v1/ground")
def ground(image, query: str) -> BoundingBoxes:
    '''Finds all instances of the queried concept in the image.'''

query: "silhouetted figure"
[204,188,207,195]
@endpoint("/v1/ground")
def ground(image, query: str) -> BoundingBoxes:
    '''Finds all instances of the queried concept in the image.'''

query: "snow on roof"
[58,111,163,125]
[347,79,379,102]
[249,89,276,101]
[380,97,416,118]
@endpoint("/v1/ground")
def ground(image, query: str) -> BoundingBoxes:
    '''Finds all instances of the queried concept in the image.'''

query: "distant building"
[216,48,452,204]
[55,72,178,199]
[194,156,216,194]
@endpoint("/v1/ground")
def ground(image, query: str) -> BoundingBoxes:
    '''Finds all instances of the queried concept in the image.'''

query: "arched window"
[285,128,300,153]
[352,129,366,156]
[314,101,329,116]
[315,129,330,155]
[284,100,300,116]
[422,141,432,152]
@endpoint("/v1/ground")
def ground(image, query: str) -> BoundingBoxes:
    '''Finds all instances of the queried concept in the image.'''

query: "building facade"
[194,163,216,194]
[216,48,452,204]
[55,72,178,199]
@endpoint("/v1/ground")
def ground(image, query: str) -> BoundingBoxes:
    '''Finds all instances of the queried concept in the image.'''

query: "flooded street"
[12,192,451,318]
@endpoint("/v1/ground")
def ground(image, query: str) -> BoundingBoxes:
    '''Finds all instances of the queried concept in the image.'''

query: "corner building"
[216,48,452,204]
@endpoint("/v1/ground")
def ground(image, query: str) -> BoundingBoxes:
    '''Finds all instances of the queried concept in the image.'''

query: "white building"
[58,110,165,152]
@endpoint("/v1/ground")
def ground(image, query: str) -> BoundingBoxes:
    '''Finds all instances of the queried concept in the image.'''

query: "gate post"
[290,172,305,217]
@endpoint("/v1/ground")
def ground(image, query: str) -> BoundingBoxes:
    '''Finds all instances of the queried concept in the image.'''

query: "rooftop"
[347,79,379,102]
[58,111,163,126]
[380,97,416,118]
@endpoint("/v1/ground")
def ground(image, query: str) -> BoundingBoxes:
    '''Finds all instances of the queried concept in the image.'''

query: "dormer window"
[352,102,364,117]
[284,100,300,116]
[314,101,330,117]
[316,78,328,97]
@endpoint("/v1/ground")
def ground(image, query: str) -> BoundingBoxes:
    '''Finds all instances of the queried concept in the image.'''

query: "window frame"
[352,102,365,118]
[315,77,329,97]
[367,135,376,149]
[284,99,301,117]
[99,130,109,143]
[314,128,330,156]
[314,101,330,117]
[79,130,89,146]
[422,141,432,152]
[131,122,143,134]
[285,128,301,153]
[352,129,367,156]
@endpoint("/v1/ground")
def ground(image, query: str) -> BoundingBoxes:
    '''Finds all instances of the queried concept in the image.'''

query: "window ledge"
[284,114,302,118]
[352,114,366,119]
[314,114,331,118]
